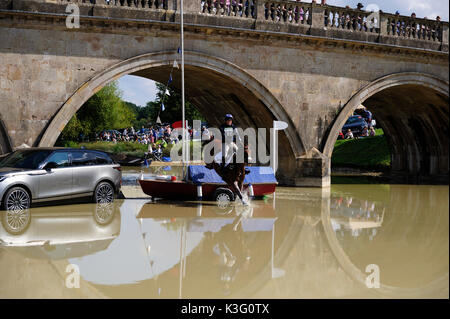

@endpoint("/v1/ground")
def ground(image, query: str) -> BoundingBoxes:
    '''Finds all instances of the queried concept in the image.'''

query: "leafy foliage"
[58,81,204,144]
[58,82,135,142]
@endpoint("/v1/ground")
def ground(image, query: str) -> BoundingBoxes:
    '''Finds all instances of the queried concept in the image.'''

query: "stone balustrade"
[1,0,448,50]
[384,13,443,42]
[324,5,378,33]
[262,1,311,25]
[198,0,256,18]
[55,0,169,9]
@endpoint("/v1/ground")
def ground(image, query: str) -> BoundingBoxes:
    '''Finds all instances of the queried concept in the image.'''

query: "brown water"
[0,183,448,298]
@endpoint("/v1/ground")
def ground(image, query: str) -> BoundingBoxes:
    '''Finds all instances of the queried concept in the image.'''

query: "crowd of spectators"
[200,0,443,35]
[201,0,256,18]
[97,125,176,159]
[96,124,209,160]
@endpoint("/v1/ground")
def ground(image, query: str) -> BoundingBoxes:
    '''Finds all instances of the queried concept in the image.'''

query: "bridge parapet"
[259,1,311,25]
[382,12,445,42]
[1,0,448,51]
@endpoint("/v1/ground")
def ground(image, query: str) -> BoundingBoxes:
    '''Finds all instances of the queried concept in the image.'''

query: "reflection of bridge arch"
[322,72,449,182]
[38,51,305,178]
[321,186,449,298]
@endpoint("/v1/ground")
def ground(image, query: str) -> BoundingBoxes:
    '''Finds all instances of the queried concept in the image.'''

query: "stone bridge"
[0,0,448,186]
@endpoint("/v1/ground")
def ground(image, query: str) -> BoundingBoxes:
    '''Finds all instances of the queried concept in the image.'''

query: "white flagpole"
[181,0,187,167]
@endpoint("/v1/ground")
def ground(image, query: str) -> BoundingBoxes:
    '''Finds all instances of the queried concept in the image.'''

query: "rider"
[218,114,243,171]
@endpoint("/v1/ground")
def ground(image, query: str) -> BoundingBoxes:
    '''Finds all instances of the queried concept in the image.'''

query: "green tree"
[155,83,204,124]
[60,114,83,141]
[58,80,205,143]
[58,81,135,142]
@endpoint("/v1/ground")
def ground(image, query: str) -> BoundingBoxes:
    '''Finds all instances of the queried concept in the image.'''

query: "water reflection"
[0,202,121,260]
[323,185,449,297]
[330,194,385,240]
[0,185,447,298]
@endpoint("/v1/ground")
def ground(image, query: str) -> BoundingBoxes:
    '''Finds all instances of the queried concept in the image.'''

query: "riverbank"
[61,130,390,171]
[331,129,390,171]
[58,140,200,159]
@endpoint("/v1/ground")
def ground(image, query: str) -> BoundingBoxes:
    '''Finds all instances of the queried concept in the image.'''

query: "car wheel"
[94,181,115,204]
[1,209,31,235]
[94,202,116,226]
[3,187,31,211]
[213,188,235,208]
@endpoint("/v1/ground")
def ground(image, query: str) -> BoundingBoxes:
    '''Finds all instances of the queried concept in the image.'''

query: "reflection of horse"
[205,143,251,205]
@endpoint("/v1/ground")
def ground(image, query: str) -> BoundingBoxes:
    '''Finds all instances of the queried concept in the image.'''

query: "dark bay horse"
[205,144,251,205]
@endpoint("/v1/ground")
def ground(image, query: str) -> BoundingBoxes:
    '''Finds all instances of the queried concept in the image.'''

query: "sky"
[118,0,448,107]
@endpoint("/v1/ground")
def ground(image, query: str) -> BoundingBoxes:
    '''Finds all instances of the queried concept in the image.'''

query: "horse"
[205,143,251,205]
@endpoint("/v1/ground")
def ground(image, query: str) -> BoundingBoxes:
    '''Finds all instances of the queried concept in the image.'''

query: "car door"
[71,151,98,197]
[37,151,73,200]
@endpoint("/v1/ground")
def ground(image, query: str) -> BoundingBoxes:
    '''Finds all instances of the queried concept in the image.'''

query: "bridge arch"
[39,50,304,179]
[322,72,449,182]
[0,115,12,154]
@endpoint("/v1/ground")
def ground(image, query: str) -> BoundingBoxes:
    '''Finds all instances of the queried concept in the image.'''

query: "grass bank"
[331,129,391,170]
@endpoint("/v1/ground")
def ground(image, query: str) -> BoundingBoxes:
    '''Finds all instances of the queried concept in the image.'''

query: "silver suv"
[0,148,122,210]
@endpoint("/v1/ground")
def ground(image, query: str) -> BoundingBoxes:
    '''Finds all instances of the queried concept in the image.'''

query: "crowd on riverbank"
[98,125,176,156]
[95,124,209,159]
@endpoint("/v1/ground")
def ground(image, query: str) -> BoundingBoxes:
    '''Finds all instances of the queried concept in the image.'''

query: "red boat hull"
[138,179,276,200]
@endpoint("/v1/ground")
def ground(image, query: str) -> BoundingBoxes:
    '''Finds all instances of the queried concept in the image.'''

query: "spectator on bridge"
[436,16,441,22]
[237,0,243,17]
[345,129,354,139]
[356,3,363,10]
[231,0,237,16]
[200,0,206,13]
[299,7,304,23]
[321,0,327,5]
[250,0,256,18]
[244,0,249,17]
[276,4,281,22]
[411,12,416,19]
[225,0,231,15]
[281,4,287,21]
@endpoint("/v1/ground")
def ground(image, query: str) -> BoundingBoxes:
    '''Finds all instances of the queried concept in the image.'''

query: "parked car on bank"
[342,115,368,136]
[0,148,121,211]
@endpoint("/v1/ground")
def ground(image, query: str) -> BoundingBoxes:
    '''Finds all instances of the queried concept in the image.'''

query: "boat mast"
[181,0,187,167]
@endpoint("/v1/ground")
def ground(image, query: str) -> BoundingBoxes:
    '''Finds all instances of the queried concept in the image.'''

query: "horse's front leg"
[238,176,244,193]
[232,181,248,205]
[231,181,243,200]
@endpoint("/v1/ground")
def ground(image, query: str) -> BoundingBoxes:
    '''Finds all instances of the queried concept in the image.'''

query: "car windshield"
[345,117,363,124]
[0,150,52,169]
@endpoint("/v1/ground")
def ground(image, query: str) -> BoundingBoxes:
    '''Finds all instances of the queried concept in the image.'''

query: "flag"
[177,47,181,54]
[161,102,165,111]
[168,73,172,84]
[156,116,162,124]
[173,60,179,69]
[165,89,170,96]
